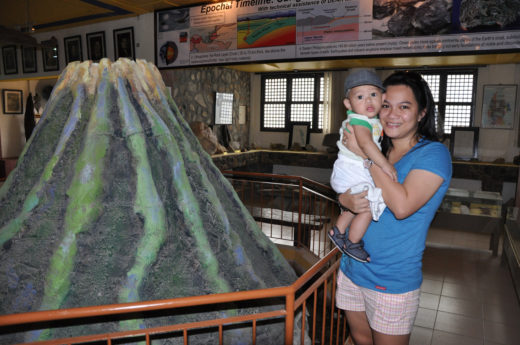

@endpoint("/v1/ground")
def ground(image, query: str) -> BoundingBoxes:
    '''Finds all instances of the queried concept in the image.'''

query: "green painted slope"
[0,59,298,345]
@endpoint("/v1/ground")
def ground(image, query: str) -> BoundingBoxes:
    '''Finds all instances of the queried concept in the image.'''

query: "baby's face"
[344,85,383,118]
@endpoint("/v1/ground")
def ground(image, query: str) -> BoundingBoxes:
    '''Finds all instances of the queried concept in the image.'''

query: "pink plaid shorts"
[335,270,419,335]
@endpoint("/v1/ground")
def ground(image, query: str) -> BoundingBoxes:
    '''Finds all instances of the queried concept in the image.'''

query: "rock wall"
[161,67,251,150]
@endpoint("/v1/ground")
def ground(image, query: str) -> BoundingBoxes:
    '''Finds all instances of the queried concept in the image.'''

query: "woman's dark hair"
[380,71,439,154]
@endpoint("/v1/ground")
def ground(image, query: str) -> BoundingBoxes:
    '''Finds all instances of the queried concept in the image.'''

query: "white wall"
[474,64,520,162]
[0,13,155,82]
[0,80,27,157]
[0,13,155,158]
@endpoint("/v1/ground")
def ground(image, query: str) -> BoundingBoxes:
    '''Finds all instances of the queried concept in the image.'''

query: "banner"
[155,0,520,68]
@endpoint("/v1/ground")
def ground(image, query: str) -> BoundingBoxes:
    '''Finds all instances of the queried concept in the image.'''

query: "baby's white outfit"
[330,111,386,221]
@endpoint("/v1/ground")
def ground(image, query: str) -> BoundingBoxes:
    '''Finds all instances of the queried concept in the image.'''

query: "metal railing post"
[297,178,303,246]
[285,289,295,345]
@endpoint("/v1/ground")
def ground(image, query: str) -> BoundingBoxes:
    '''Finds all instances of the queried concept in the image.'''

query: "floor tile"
[441,281,480,301]
[438,296,482,319]
[410,326,433,345]
[412,228,520,344]
[482,298,520,326]
[419,292,440,310]
[483,319,520,345]
[414,307,437,329]
[421,279,443,295]
[434,311,483,338]
[480,287,519,308]
[422,265,445,282]
[431,330,483,345]
[483,340,507,345]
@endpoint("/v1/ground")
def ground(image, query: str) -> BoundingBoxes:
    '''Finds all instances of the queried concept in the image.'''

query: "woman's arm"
[342,126,444,219]
[369,165,443,219]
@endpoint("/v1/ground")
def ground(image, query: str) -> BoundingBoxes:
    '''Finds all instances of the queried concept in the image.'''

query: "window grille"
[421,70,477,135]
[261,73,324,131]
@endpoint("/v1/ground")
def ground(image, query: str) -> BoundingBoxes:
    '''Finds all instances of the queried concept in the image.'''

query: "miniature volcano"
[0,59,298,344]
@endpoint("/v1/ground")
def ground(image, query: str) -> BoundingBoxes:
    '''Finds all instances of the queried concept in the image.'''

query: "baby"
[329,69,397,262]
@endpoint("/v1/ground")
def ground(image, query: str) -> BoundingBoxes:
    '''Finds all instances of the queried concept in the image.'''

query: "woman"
[336,71,452,345]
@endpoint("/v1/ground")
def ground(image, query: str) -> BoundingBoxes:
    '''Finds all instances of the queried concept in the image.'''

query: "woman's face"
[379,84,425,142]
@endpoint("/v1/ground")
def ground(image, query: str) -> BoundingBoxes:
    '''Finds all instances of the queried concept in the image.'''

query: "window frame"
[260,72,324,133]
[419,68,478,137]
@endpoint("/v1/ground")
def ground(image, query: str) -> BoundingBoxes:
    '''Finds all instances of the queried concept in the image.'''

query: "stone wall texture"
[160,67,251,149]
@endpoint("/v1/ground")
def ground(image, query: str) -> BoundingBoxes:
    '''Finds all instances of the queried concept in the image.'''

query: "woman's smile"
[380,85,422,142]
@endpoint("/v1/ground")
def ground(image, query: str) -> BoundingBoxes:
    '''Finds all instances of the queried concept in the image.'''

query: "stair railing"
[223,171,340,258]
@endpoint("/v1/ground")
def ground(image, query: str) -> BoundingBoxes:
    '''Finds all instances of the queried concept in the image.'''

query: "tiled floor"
[262,221,520,344]
[410,227,520,345]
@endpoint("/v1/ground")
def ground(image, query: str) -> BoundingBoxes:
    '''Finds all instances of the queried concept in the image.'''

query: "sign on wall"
[155,0,520,69]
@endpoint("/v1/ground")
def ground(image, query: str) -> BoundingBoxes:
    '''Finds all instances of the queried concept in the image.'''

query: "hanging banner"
[155,0,520,68]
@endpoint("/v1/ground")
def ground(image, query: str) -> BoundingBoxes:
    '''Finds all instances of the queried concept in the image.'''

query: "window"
[261,73,324,132]
[420,70,477,135]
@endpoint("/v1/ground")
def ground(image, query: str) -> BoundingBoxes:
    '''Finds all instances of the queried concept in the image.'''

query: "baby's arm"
[352,125,397,181]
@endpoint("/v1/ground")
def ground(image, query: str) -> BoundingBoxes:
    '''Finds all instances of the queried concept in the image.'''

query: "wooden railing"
[0,249,346,345]
[223,171,340,258]
[0,172,347,345]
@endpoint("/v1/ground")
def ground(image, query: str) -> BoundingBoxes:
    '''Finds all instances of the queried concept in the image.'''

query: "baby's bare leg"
[335,210,355,234]
[348,211,372,243]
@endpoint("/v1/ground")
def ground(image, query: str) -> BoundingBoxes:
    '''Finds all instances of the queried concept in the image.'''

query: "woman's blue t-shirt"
[340,139,452,294]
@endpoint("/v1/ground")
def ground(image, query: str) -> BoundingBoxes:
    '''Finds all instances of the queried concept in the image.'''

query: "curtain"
[322,72,333,134]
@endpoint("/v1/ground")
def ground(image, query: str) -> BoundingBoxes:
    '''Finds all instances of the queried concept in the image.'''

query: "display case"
[431,188,503,255]
[503,207,520,302]
[438,188,502,217]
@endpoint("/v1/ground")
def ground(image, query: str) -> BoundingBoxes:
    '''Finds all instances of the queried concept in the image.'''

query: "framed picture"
[450,126,479,161]
[21,46,37,73]
[41,39,59,71]
[481,84,517,129]
[113,27,135,60]
[2,45,18,74]
[2,89,23,114]
[288,122,310,149]
[64,35,83,64]
[87,31,106,62]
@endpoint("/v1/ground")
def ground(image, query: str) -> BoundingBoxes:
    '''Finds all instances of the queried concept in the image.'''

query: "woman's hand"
[338,189,370,214]
[343,125,366,158]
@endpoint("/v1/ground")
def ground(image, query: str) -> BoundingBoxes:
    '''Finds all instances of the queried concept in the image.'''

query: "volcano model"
[0,59,298,344]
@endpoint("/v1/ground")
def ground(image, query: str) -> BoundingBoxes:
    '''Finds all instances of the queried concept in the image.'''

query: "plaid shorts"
[335,270,420,335]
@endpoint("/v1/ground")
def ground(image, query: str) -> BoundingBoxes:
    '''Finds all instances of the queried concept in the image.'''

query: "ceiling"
[0,0,519,73]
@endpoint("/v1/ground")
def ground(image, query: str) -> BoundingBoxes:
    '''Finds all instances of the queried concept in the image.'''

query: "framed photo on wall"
[450,126,479,161]
[87,31,106,62]
[113,27,135,60]
[2,45,18,74]
[41,39,59,71]
[22,46,37,73]
[2,89,23,114]
[481,84,517,129]
[64,35,83,64]
[288,122,310,150]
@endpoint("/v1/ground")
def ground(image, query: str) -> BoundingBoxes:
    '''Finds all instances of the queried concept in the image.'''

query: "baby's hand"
[382,163,398,182]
